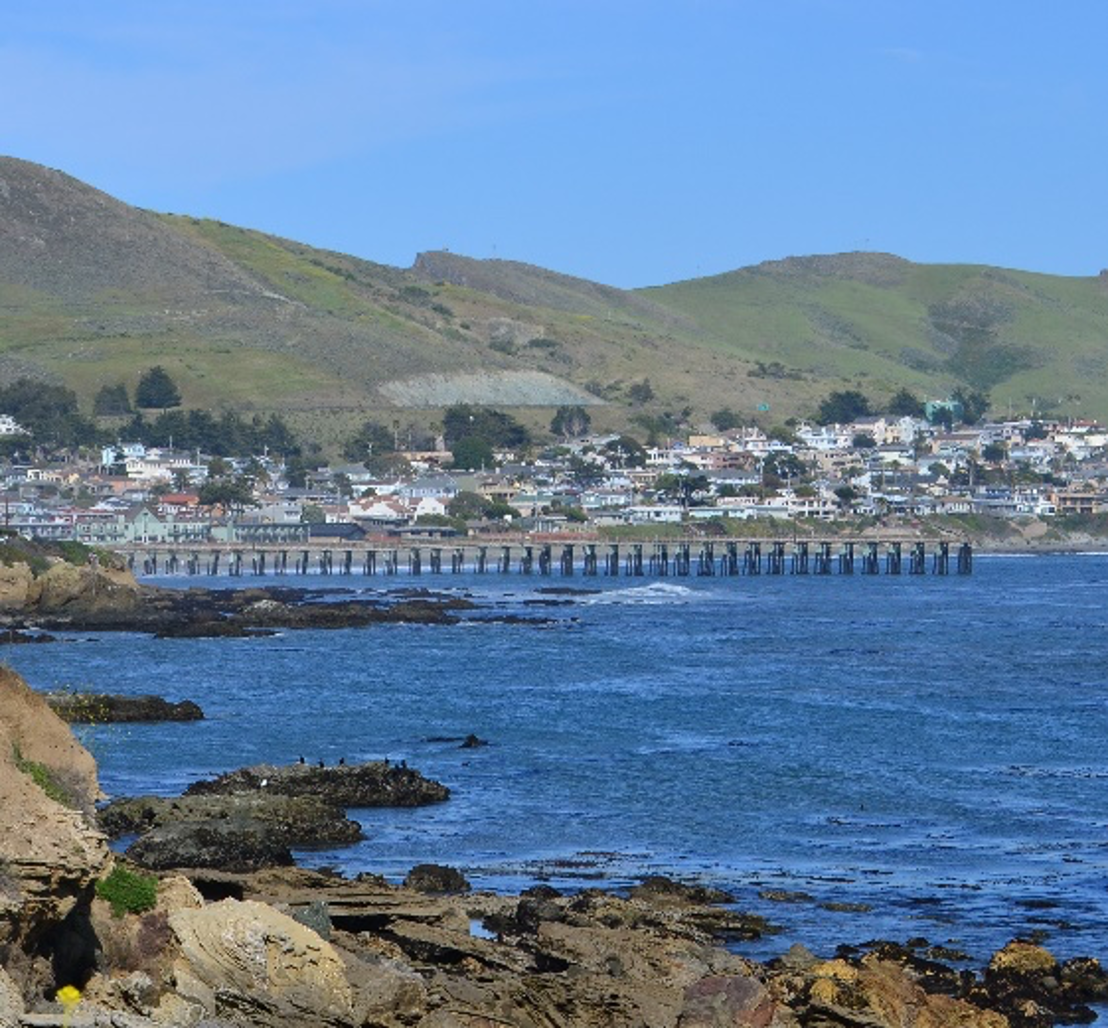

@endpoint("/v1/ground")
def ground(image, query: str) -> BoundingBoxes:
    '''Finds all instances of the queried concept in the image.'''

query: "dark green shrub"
[95,866,158,917]
[55,541,92,566]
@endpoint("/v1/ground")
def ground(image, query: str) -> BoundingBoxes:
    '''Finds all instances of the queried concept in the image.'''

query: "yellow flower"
[57,984,81,1026]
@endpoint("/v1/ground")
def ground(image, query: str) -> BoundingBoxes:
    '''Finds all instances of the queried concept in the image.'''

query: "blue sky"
[4,1,1106,287]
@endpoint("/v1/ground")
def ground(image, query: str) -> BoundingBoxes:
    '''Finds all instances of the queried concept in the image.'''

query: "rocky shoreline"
[2,535,1107,645]
[2,664,1108,1027]
[0,545,563,640]
[3,546,1108,1025]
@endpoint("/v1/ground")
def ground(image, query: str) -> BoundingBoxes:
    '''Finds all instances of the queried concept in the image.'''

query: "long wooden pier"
[120,538,973,578]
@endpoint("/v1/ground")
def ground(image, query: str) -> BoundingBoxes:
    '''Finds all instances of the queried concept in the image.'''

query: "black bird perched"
[338,757,345,766]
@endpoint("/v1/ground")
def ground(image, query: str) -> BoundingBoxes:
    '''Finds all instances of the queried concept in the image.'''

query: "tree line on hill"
[0,372,302,462]
[1,356,994,474]
[709,387,990,434]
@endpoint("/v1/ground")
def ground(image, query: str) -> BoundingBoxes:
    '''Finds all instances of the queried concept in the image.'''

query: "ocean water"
[7,554,1108,966]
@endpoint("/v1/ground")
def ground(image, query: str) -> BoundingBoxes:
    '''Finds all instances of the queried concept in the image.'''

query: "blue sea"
[6,553,1108,967]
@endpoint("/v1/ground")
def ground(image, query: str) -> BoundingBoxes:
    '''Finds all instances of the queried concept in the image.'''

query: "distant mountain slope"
[643,253,1108,418]
[1,155,1107,429]
[0,156,737,423]
[411,250,695,330]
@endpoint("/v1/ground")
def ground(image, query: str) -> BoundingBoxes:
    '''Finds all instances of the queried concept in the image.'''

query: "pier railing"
[118,538,973,578]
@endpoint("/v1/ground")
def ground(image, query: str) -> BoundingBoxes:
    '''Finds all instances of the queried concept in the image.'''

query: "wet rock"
[971,939,1103,1026]
[513,886,567,934]
[0,628,55,645]
[184,758,450,807]
[772,942,821,971]
[45,692,204,723]
[155,619,277,638]
[126,820,294,873]
[100,792,363,848]
[404,863,470,894]
[759,888,816,903]
[821,900,873,913]
[1060,955,1108,1000]
[779,953,1007,1028]
[460,733,488,748]
[631,875,736,906]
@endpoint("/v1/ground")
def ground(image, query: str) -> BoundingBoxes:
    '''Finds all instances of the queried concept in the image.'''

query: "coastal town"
[2,398,1106,547]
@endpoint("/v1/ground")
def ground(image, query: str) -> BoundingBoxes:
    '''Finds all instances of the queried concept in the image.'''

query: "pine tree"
[135,366,182,409]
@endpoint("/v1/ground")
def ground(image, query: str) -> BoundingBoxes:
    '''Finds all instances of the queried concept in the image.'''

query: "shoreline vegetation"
[2,667,1107,1027]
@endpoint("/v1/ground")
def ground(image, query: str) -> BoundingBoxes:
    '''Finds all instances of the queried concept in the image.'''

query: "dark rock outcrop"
[45,692,204,723]
[403,864,471,894]
[126,822,295,873]
[184,759,450,808]
[109,762,447,874]
[99,793,363,847]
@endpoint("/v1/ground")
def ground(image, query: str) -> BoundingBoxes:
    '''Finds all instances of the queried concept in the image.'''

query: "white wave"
[584,582,699,605]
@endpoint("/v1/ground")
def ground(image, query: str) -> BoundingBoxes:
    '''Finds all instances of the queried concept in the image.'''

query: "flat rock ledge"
[42,863,1108,1029]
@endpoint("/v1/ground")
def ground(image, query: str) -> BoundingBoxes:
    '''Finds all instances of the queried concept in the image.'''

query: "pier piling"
[124,538,971,582]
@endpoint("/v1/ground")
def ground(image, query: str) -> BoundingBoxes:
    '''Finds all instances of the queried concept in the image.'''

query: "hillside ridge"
[2,155,1108,428]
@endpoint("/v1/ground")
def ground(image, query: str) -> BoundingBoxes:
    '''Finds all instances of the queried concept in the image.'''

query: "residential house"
[401,474,459,500]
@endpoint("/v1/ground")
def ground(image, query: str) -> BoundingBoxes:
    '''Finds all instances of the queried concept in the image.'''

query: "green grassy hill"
[643,253,1108,421]
[2,155,1107,445]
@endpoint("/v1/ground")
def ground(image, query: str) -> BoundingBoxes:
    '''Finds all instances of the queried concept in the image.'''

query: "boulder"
[27,560,144,619]
[987,939,1059,979]
[165,898,360,1026]
[403,863,470,894]
[780,953,1008,1028]
[0,560,35,611]
[679,974,778,1027]
[972,939,1103,1026]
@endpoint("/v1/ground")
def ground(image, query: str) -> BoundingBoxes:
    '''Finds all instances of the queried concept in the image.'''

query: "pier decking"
[121,538,973,578]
